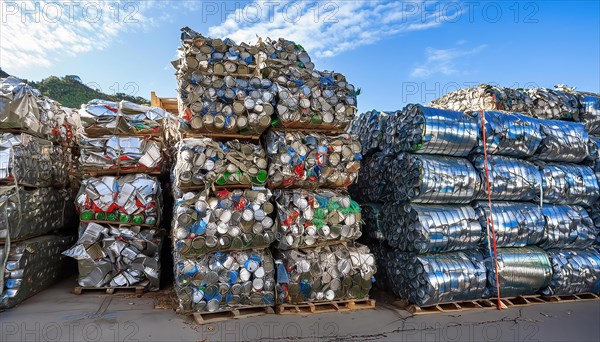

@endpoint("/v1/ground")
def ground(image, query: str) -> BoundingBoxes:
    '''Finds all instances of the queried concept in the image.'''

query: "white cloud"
[207,0,461,59]
[411,43,487,78]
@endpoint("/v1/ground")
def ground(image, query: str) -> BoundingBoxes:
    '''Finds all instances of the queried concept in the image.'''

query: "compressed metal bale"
[474,201,545,248]
[534,120,589,163]
[475,111,543,158]
[349,152,395,203]
[369,243,401,292]
[526,88,580,120]
[360,203,386,244]
[543,248,600,295]
[1,76,43,134]
[383,105,478,157]
[275,243,376,304]
[382,203,482,253]
[471,155,542,201]
[79,100,165,136]
[540,205,597,249]
[173,248,275,313]
[428,84,534,115]
[63,223,164,289]
[387,153,481,204]
[37,96,81,147]
[79,135,164,174]
[573,92,600,135]
[349,110,391,155]
[274,189,362,250]
[172,189,276,255]
[540,163,599,207]
[485,246,552,298]
[1,235,75,310]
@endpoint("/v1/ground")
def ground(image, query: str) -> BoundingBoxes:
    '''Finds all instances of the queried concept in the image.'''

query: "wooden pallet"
[73,286,146,295]
[81,166,163,177]
[79,219,159,228]
[192,306,274,325]
[179,131,262,141]
[276,298,375,315]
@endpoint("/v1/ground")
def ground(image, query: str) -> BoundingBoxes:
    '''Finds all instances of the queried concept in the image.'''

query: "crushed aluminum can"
[471,155,542,201]
[79,100,166,136]
[475,111,543,158]
[76,174,161,226]
[274,243,376,304]
[63,222,163,289]
[526,87,580,120]
[173,248,275,313]
[543,248,600,296]
[540,205,596,249]
[171,138,268,190]
[1,234,75,310]
[382,203,482,253]
[484,246,552,298]
[172,189,276,255]
[273,189,362,250]
[349,110,390,155]
[0,133,69,187]
[79,135,164,173]
[540,163,599,207]
[474,201,545,248]
[266,131,362,189]
[534,119,589,163]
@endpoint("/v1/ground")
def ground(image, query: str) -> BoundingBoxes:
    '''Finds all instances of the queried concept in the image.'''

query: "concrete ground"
[1,278,599,342]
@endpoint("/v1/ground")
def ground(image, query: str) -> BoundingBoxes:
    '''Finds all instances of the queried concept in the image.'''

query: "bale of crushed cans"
[172,138,268,190]
[63,223,163,289]
[79,135,164,174]
[543,248,600,295]
[540,163,599,206]
[266,131,361,189]
[273,189,362,250]
[274,243,375,304]
[76,174,161,226]
[349,152,395,203]
[471,155,541,201]
[534,120,589,163]
[540,205,596,249]
[172,189,276,255]
[475,111,542,157]
[348,110,390,155]
[79,100,165,137]
[0,186,74,240]
[1,235,75,310]
[173,248,275,313]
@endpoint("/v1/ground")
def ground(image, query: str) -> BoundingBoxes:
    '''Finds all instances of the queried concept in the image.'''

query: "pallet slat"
[192,306,274,325]
[73,286,146,295]
[276,298,375,315]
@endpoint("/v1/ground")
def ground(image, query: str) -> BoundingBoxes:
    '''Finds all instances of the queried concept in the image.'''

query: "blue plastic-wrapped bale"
[383,105,478,157]
[543,248,600,295]
[535,120,589,163]
[540,163,599,207]
[474,201,544,248]
[471,155,542,201]
[476,111,542,158]
[540,205,597,249]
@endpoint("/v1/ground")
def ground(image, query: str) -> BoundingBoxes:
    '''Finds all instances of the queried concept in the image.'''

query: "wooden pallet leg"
[106,288,115,294]
[265,307,275,314]
[74,287,82,295]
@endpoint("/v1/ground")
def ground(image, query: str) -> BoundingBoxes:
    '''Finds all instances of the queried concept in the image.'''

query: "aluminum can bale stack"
[76,174,162,226]
[387,153,481,204]
[543,248,600,296]
[1,235,75,310]
[349,110,392,155]
[526,88,580,120]
[475,111,542,157]
[540,205,597,249]
[79,100,165,137]
[173,248,275,313]
[534,120,589,163]
[471,155,541,201]
[484,246,552,298]
[349,152,394,203]
[172,189,276,255]
[274,243,375,304]
[540,163,599,207]
[172,138,268,191]
[0,186,74,240]
[383,105,478,157]
[393,251,487,306]
[474,201,545,248]
[79,136,164,174]
[572,91,600,135]
[266,131,361,189]
[0,133,68,187]
[382,203,482,253]
[63,223,163,289]
[360,203,386,244]
[274,189,362,250]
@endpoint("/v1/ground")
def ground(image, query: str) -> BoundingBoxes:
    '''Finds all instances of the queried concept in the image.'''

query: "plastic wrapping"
[79,136,164,174]
[476,111,542,157]
[383,105,477,157]
[471,155,542,201]
[275,243,375,304]
[172,138,268,191]
[485,247,552,298]
[349,152,394,203]
[540,163,599,207]
[76,174,162,226]
[1,235,75,310]
[534,120,589,163]
[391,251,487,306]
[349,110,391,155]
[79,100,165,136]
[266,131,361,189]
[0,133,68,187]
[382,203,482,253]
[540,205,596,249]
[0,186,74,240]
[387,153,480,204]
[174,249,275,313]
[474,201,544,248]
[544,249,600,295]
[172,189,276,255]
[273,189,361,250]
[63,223,163,289]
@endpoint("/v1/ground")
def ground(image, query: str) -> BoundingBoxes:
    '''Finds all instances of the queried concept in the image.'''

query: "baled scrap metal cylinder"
[539,163,599,207]
[544,248,600,295]
[474,111,543,158]
[349,110,391,155]
[349,152,394,203]
[540,205,597,249]
[534,119,589,163]
[79,135,164,173]
[471,155,542,201]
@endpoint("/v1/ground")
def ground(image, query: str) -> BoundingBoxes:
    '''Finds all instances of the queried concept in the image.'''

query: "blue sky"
[1,0,599,112]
